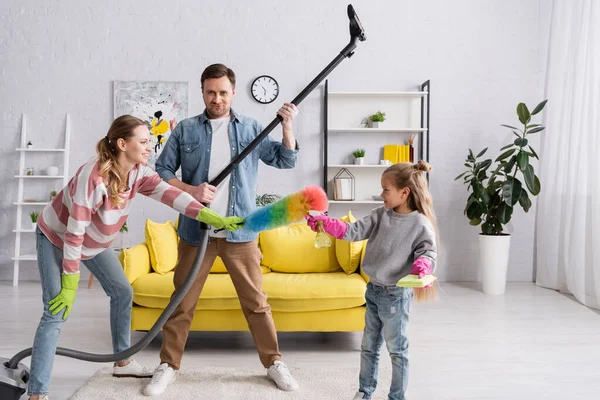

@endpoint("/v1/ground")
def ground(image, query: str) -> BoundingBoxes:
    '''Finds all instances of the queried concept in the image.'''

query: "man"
[143,63,300,396]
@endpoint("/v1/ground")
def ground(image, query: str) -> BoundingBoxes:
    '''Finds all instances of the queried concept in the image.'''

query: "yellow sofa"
[120,216,369,332]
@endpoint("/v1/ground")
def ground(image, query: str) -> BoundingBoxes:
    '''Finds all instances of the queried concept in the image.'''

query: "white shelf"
[15,175,66,179]
[328,91,427,97]
[14,202,50,205]
[328,128,427,133]
[16,148,66,152]
[12,254,37,261]
[330,200,383,204]
[328,164,389,168]
[13,229,36,233]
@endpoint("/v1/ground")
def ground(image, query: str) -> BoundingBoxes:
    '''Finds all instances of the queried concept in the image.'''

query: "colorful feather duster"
[244,185,328,232]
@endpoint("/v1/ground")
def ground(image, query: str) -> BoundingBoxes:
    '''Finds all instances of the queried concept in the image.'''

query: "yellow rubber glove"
[48,273,80,320]
[197,208,245,232]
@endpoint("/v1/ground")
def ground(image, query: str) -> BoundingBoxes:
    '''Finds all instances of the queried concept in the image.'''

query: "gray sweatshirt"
[343,207,437,286]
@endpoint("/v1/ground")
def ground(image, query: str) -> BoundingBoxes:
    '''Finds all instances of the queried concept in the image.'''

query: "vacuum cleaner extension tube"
[0,4,366,399]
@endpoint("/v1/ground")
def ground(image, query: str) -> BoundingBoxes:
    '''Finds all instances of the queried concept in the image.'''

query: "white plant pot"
[31,222,37,231]
[479,234,511,295]
[370,121,383,128]
[354,157,364,165]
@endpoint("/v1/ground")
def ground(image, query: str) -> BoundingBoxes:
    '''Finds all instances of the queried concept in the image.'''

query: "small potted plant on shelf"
[49,190,57,201]
[369,111,386,128]
[455,99,547,295]
[352,148,366,165]
[29,211,39,230]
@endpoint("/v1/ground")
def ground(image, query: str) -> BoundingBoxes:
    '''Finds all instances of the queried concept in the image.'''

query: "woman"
[28,115,244,400]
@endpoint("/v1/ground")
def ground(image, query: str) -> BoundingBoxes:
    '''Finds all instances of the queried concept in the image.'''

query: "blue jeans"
[359,282,413,400]
[28,227,133,396]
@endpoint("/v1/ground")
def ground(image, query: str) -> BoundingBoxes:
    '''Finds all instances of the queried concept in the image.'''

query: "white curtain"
[536,0,600,308]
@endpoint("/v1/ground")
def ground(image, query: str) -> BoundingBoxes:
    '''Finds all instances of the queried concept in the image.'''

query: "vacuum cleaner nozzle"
[1,358,29,400]
[347,4,366,41]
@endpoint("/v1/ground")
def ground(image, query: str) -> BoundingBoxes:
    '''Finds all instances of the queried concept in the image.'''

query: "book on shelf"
[383,144,414,164]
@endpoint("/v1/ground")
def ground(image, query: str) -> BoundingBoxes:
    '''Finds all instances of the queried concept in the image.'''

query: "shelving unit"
[11,113,71,286]
[323,80,430,216]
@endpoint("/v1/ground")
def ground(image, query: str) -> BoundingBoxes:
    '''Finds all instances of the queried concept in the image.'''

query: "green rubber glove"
[48,273,80,320]
[196,208,245,232]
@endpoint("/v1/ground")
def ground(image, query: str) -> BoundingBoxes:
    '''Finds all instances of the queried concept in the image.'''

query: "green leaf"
[502,178,522,206]
[476,159,492,172]
[526,124,540,129]
[512,130,521,138]
[496,148,516,162]
[469,218,482,226]
[500,143,514,151]
[497,202,513,224]
[481,221,492,234]
[517,103,531,125]
[469,149,474,159]
[503,155,516,174]
[524,165,541,195]
[519,189,532,212]
[514,138,528,147]
[466,201,484,220]
[517,151,529,171]
[529,146,539,159]
[475,148,488,158]
[501,124,519,130]
[455,171,468,181]
[531,99,548,115]
[527,126,545,134]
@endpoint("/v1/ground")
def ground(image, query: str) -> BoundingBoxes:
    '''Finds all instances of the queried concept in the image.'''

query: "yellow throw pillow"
[260,223,341,273]
[335,211,366,274]
[145,219,178,275]
[359,239,370,283]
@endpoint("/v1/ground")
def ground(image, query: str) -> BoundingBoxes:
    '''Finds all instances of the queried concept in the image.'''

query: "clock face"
[251,75,279,104]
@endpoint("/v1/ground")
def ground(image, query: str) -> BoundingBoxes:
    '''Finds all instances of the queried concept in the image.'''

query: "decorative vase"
[46,166,59,176]
[479,234,511,295]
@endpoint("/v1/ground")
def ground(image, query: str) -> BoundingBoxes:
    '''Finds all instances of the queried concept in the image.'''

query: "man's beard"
[207,105,230,119]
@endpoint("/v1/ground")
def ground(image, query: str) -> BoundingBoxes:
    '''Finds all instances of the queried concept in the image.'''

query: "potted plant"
[352,148,366,165]
[369,111,386,128]
[49,190,57,201]
[455,99,547,294]
[29,211,39,230]
[256,193,282,207]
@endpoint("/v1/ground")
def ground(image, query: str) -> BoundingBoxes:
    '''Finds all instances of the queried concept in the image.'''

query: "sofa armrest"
[119,243,152,284]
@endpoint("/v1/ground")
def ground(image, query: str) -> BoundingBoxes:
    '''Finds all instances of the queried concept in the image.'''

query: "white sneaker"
[142,363,176,397]
[113,359,153,378]
[352,391,370,400]
[266,360,299,391]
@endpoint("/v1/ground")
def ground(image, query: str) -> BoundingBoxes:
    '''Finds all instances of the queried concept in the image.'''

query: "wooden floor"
[2,281,599,399]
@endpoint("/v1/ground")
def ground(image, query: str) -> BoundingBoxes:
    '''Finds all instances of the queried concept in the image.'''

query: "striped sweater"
[38,159,202,275]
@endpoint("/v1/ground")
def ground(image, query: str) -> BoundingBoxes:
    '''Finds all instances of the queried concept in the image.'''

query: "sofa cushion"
[132,271,366,312]
[145,219,178,274]
[259,223,341,273]
[336,211,365,274]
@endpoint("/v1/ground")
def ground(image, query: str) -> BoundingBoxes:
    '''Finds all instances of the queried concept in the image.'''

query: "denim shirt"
[155,108,299,245]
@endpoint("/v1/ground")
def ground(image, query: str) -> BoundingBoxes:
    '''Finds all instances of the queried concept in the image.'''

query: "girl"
[307,161,437,400]
[28,115,244,400]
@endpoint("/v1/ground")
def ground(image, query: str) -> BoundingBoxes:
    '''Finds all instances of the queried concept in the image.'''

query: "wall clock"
[251,75,279,104]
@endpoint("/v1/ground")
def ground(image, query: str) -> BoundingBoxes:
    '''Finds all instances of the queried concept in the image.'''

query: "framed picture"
[113,81,189,167]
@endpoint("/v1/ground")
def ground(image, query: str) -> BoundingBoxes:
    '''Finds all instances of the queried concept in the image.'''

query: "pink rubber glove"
[306,214,348,239]
[411,256,433,288]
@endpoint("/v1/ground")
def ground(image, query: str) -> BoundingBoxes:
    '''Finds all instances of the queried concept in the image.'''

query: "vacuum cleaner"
[0,5,366,399]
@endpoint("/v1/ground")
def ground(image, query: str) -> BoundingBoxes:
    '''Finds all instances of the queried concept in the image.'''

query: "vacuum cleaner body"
[1,357,29,400]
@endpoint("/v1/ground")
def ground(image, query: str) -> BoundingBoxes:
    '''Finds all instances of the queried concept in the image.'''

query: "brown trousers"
[159,238,281,369]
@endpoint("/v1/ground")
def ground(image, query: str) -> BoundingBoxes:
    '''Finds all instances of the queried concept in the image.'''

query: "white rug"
[71,366,393,399]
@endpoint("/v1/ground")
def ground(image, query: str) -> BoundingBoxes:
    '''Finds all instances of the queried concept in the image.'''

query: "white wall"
[0,0,551,282]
